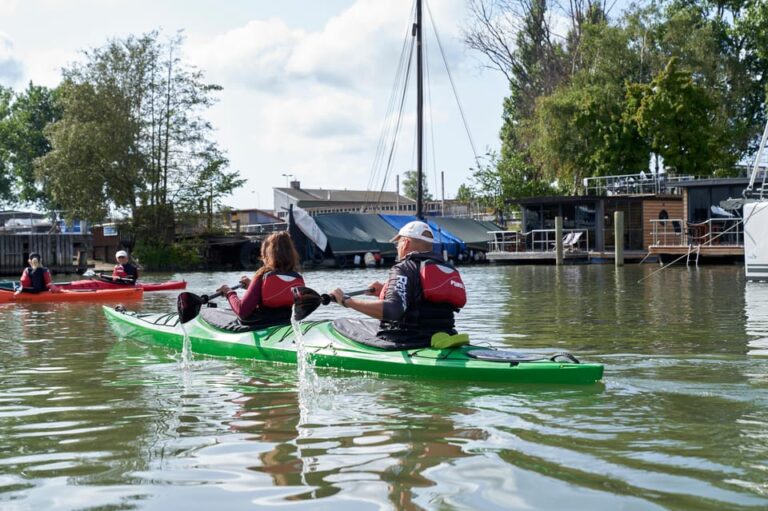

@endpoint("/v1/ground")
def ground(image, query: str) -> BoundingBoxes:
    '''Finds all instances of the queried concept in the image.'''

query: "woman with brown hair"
[216,231,305,327]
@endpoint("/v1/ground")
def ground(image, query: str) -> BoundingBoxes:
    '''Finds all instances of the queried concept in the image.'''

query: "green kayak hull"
[102,306,604,384]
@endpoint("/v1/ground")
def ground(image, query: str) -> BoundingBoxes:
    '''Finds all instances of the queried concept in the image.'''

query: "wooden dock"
[0,233,91,276]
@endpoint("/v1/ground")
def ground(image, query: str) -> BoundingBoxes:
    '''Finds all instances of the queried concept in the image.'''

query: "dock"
[0,233,91,275]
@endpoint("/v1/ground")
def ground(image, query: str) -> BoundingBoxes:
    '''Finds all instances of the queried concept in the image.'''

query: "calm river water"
[1,264,767,510]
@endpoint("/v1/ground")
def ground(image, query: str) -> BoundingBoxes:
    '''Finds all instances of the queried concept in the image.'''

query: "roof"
[276,187,415,205]
[513,195,678,206]
[670,177,751,188]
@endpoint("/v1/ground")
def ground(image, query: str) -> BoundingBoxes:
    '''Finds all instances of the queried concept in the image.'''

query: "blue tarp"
[378,214,466,257]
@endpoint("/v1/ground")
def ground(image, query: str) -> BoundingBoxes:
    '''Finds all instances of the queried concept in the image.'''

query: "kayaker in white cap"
[112,250,139,283]
[328,220,467,345]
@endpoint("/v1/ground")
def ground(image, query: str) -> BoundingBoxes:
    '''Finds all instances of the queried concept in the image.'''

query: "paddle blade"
[292,286,327,321]
[177,292,205,324]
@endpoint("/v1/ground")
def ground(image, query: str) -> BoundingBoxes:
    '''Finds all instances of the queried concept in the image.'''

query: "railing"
[488,229,589,253]
[650,218,743,247]
[233,222,288,235]
[584,173,696,196]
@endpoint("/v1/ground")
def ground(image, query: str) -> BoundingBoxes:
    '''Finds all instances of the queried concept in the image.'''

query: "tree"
[0,83,61,208]
[455,183,475,202]
[401,170,433,201]
[0,86,14,204]
[36,31,243,230]
[626,58,727,176]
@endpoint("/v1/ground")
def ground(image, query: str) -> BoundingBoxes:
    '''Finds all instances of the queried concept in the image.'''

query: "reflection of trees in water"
[229,377,488,509]
[497,265,750,354]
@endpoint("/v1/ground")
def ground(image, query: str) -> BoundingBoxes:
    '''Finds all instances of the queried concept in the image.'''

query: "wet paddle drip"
[180,322,193,369]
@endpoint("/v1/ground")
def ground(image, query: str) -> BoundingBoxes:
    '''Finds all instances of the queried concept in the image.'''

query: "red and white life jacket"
[378,259,466,309]
[261,271,305,308]
[419,260,466,309]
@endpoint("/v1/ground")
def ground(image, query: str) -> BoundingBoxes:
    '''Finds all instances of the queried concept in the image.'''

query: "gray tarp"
[429,217,500,251]
[312,213,398,257]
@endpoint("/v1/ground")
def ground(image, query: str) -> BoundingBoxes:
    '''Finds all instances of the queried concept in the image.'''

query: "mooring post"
[555,216,563,266]
[615,211,624,267]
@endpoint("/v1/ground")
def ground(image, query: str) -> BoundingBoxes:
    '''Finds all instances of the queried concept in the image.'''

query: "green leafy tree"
[626,58,727,176]
[0,83,61,208]
[0,86,14,204]
[36,31,244,231]
[401,170,433,201]
[455,183,475,202]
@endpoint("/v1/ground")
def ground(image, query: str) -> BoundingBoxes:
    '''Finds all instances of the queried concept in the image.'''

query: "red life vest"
[378,260,466,309]
[261,271,305,308]
[419,260,466,309]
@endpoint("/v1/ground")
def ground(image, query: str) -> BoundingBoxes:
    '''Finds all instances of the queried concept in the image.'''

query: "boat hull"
[0,287,144,303]
[103,307,603,384]
[0,279,186,292]
[744,201,768,281]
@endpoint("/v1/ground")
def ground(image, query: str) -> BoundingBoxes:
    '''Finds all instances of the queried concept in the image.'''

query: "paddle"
[177,284,243,324]
[292,286,375,321]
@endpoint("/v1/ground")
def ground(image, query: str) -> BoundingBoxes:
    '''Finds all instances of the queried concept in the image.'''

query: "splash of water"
[179,320,193,370]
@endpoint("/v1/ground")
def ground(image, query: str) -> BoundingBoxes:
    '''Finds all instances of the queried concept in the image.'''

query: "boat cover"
[378,214,465,257]
[430,217,501,251]
[312,214,398,257]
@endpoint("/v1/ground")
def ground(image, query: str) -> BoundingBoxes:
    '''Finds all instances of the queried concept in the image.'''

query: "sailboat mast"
[415,0,424,219]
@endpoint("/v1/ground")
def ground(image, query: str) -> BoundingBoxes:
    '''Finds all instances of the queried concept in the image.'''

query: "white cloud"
[0,31,23,84]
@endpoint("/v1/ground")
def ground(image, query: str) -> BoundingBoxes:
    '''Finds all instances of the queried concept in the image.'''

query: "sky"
[0,0,512,212]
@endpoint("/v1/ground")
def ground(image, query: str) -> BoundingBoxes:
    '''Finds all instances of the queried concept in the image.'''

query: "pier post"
[614,211,624,267]
[555,216,563,266]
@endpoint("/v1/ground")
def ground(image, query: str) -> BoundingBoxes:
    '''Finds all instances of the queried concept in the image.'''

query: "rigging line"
[375,38,416,207]
[423,19,440,206]
[426,0,481,169]
[365,14,412,206]
[365,19,414,209]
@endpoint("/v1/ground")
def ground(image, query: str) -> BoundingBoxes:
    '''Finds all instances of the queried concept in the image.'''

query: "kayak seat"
[333,318,431,350]
[199,308,289,333]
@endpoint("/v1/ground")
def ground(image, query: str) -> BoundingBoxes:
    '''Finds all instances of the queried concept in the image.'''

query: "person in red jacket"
[328,220,466,345]
[216,231,305,327]
[112,250,139,283]
[15,252,59,294]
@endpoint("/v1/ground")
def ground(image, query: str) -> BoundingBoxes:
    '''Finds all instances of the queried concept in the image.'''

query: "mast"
[415,0,424,219]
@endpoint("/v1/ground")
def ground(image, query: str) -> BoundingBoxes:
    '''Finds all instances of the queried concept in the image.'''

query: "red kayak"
[0,287,143,303]
[62,279,187,292]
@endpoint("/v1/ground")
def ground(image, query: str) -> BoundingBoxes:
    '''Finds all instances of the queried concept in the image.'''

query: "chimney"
[290,180,301,190]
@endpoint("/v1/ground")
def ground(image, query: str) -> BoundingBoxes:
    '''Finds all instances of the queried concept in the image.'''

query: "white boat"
[744,116,768,281]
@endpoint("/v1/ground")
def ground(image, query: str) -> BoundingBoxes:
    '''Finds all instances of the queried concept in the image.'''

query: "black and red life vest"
[20,267,50,293]
[260,271,305,308]
[378,259,466,309]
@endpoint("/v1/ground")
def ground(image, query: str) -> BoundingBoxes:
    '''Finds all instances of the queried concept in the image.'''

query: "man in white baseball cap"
[110,249,139,284]
[328,219,467,347]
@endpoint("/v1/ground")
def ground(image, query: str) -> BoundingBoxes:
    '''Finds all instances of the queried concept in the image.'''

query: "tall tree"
[401,170,433,201]
[0,83,61,208]
[36,31,243,230]
[627,58,725,176]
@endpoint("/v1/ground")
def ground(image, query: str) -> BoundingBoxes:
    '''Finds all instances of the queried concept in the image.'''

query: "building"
[273,180,416,219]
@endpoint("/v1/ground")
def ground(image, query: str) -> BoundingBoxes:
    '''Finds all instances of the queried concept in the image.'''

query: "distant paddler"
[328,220,467,346]
[14,252,60,295]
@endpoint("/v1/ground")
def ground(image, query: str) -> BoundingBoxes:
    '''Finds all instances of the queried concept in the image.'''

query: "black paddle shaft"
[292,286,375,321]
[177,283,243,324]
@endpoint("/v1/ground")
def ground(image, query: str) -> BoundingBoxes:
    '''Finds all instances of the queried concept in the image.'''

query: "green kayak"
[102,306,604,384]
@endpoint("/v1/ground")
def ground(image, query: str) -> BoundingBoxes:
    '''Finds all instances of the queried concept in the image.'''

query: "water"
[1,264,767,510]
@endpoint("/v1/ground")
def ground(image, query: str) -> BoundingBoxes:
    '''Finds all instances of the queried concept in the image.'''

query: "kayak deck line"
[103,306,604,384]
